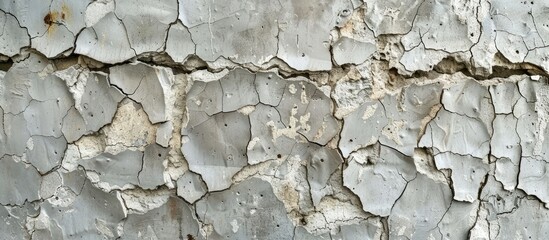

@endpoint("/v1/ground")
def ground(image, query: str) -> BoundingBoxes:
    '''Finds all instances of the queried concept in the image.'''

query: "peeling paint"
[2,1,549,239]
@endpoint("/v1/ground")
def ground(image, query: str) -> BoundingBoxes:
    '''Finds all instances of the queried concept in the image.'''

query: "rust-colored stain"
[43,3,71,36]
[44,11,58,36]
[61,3,71,20]
[43,12,56,26]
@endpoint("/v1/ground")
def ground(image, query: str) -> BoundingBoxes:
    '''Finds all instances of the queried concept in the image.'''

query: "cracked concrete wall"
[1,0,549,239]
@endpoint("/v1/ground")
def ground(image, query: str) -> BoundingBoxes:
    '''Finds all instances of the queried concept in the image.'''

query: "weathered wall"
[1,0,549,239]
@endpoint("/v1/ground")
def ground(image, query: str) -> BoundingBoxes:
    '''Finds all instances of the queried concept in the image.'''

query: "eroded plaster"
[1,0,549,239]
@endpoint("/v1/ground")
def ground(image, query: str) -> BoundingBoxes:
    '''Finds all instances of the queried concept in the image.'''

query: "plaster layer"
[1,0,549,239]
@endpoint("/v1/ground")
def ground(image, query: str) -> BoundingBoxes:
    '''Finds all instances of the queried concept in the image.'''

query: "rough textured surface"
[2,0,549,239]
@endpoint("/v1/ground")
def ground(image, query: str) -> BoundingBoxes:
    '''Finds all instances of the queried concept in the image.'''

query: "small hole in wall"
[516,50,520,54]
[320,158,324,162]
[224,123,228,127]
[301,53,305,57]
[158,153,162,157]
[277,154,282,158]
[349,139,353,142]
[276,224,280,227]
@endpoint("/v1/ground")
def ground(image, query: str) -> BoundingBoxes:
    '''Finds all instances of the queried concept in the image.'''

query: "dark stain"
[43,4,70,28]
[167,198,179,221]
[44,12,55,25]
[61,3,71,20]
